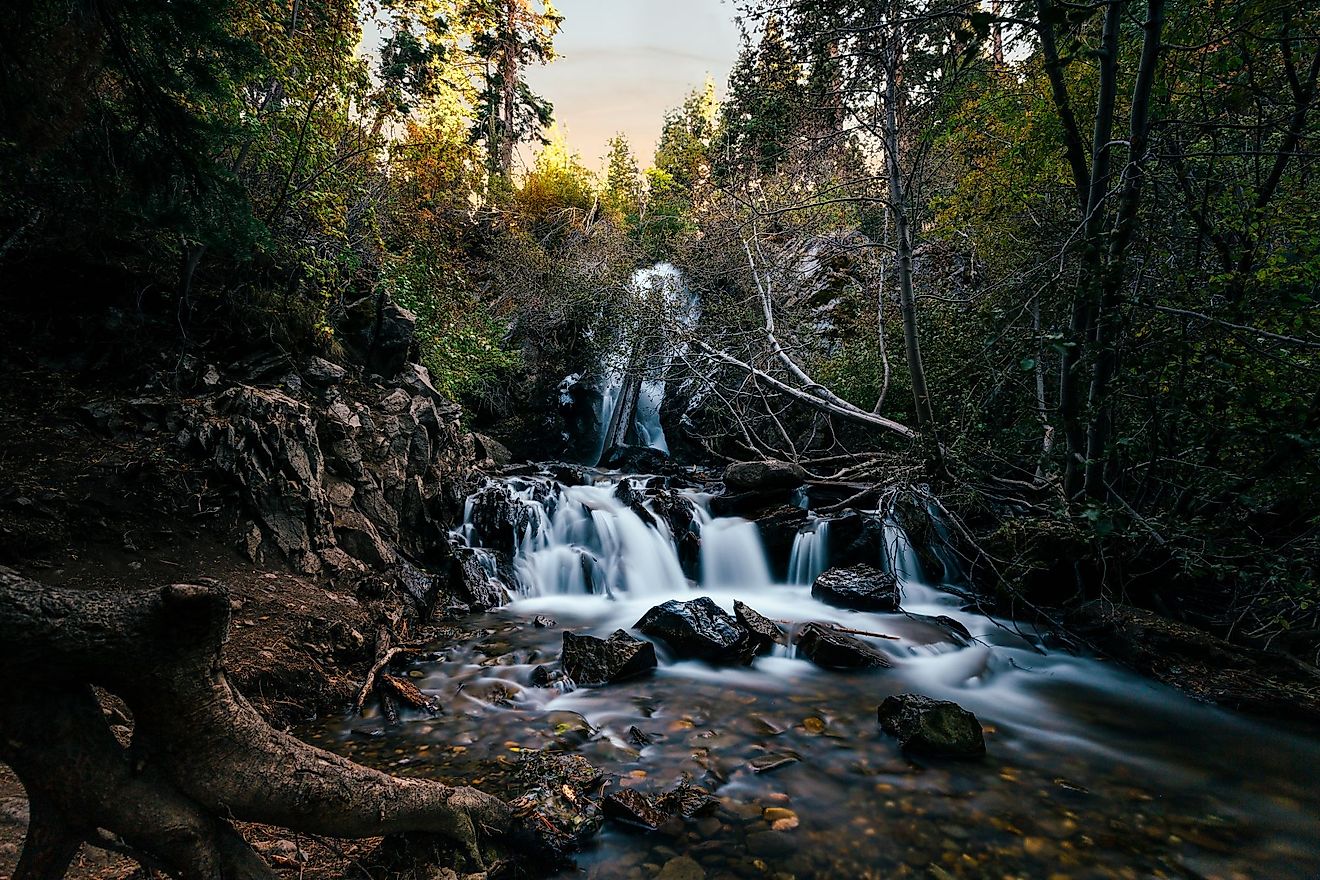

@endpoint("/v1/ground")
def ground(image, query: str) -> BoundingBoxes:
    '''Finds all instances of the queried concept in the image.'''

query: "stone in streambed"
[811,563,901,612]
[734,600,785,655]
[795,622,891,670]
[635,597,751,664]
[561,629,657,686]
[656,855,706,880]
[878,693,986,758]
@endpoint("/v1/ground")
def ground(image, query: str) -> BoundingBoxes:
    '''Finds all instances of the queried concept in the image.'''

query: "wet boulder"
[723,459,808,492]
[635,597,751,664]
[561,630,657,686]
[795,622,892,670]
[466,483,532,554]
[878,694,986,758]
[734,600,786,655]
[811,563,901,612]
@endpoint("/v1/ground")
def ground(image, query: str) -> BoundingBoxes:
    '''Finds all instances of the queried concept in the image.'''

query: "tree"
[468,0,561,178]
[718,14,805,176]
[600,134,643,226]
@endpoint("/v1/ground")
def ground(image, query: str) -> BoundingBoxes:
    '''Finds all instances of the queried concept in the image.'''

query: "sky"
[523,1,743,171]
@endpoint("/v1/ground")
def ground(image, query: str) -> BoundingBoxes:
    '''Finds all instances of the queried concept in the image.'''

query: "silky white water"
[310,471,1320,879]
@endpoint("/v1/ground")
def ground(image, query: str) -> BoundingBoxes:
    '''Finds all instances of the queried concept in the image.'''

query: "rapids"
[301,471,1320,879]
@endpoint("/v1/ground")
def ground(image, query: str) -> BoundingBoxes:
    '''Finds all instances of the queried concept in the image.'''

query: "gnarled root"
[0,569,534,879]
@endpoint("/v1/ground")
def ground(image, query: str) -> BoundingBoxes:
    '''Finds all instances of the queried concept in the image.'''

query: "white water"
[582,263,696,463]
[315,469,1320,878]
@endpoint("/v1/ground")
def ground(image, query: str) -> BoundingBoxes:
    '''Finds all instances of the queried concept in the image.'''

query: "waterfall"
[787,519,830,586]
[578,263,697,465]
[696,512,773,591]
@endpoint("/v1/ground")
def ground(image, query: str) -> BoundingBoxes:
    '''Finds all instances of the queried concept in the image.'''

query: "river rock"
[795,622,892,669]
[561,629,657,686]
[734,600,785,655]
[723,460,807,491]
[635,597,751,664]
[878,694,986,758]
[811,564,901,612]
[656,855,706,880]
[602,788,669,831]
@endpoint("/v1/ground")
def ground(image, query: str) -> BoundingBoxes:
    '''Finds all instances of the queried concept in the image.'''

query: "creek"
[301,471,1320,879]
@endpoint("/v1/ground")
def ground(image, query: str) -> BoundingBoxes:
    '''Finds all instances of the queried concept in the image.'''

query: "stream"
[300,471,1320,879]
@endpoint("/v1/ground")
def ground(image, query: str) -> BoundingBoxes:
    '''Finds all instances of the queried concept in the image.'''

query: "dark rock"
[752,505,810,578]
[229,349,295,384]
[613,479,658,527]
[303,356,346,387]
[658,782,718,818]
[365,296,419,377]
[795,622,891,670]
[473,432,513,466]
[723,460,807,492]
[549,463,589,486]
[627,725,652,746]
[603,788,669,831]
[561,630,657,686]
[811,563,901,612]
[878,694,985,758]
[467,483,533,554]
[708,489,789,519]
[634,597,751,664]
[449,546,507,611]
[529,664,569,689]
[601,444,671,473]
[532,615,557,628]
[734,600,785,655]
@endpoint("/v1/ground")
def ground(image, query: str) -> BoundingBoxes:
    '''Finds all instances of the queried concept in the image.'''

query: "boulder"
[634,597,751,664]
[734,600,785,655]
[449,546,507,611]
[723,460,807,492]
[878,694,985,758]
[473,432,512,467]
[811,564,901,612]
[561,630,657,686]
[367,296,419,377]
[303,356,346,388]
[795,622,891,670]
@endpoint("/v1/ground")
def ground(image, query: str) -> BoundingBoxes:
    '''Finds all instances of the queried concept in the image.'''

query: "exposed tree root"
[0,568,543,879]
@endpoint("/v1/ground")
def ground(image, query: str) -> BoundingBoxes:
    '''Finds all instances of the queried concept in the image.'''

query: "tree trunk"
[1083,0,1166,500]
[0,569,543,879]
[882,32,943,470]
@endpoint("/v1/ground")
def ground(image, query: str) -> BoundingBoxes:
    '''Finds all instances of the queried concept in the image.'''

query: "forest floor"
[0,356,395,879]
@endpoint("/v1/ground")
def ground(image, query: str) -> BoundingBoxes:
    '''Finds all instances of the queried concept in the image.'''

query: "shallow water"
[301,474,1320,879]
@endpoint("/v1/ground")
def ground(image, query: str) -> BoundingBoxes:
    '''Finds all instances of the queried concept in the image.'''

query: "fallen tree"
[0,568,541,880]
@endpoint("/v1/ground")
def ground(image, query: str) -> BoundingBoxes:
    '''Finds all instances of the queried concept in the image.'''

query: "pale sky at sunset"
[523,1,742,171]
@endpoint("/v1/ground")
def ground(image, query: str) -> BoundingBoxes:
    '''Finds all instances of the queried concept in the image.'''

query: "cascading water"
[786,518,830,585]
[308,472,1320,879]
[574,263,698,465]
